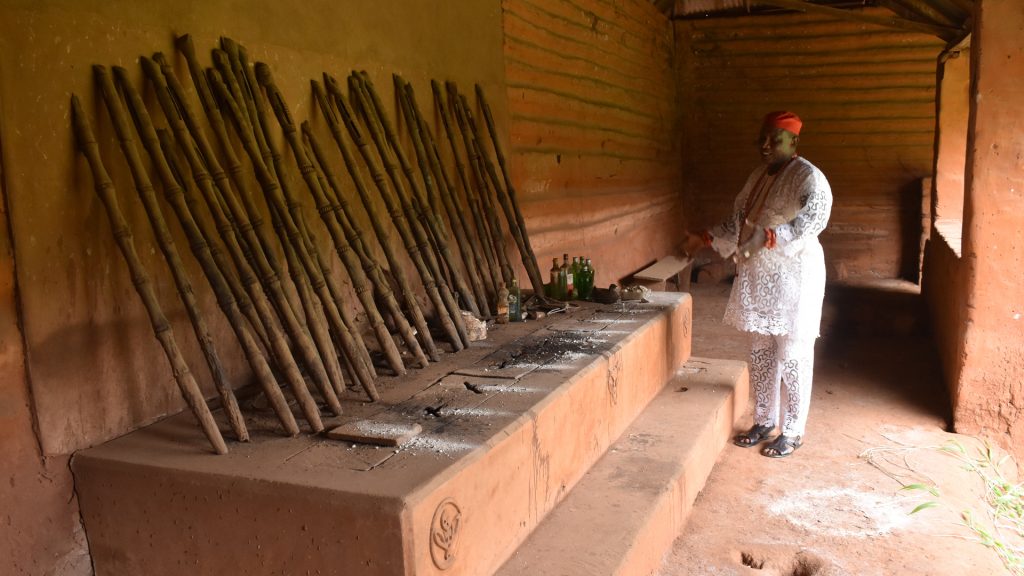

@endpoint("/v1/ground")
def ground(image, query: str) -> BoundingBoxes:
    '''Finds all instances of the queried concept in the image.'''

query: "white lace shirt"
[709,156,832,340]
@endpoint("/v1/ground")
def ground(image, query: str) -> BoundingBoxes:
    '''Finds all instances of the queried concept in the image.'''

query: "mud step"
[495,357,748,576]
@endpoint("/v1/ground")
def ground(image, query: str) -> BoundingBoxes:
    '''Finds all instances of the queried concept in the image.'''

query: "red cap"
[763,111,802,135]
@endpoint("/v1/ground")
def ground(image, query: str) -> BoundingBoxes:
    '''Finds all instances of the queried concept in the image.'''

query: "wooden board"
[633,255,693,282]
[325,420,423,447]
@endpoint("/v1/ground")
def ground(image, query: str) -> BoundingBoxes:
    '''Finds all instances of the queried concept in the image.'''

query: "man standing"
[683,111,832,458]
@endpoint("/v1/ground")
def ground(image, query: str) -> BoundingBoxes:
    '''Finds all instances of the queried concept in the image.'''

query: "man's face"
[759,127,798,167]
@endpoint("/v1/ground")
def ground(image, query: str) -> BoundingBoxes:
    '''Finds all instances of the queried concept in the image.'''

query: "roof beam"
[753,0,960,38]
[884,0,963,29]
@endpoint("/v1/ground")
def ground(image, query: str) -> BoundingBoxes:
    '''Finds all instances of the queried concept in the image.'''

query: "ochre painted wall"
[675,10,944,281]
[955,0,1024,467]
[0,1,509,573]
[502,0,683,286]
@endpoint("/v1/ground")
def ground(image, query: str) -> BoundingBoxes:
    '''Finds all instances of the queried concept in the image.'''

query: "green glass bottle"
[578,258,595,300]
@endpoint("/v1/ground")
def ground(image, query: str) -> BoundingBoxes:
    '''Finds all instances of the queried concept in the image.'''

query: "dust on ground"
[657,282,1016,576]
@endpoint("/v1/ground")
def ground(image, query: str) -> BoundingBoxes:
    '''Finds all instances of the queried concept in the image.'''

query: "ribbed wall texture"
[502,0,683,286]
[676,10,945,280]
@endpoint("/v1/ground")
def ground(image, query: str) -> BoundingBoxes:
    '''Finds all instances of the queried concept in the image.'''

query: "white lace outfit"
[707,156,832,436]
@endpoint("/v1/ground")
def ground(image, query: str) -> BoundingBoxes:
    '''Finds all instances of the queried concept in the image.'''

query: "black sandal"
[761,434,803,458]
[732,423,775,448]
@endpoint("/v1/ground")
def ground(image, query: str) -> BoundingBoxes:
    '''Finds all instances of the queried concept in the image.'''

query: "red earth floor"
[657,282,1019,576]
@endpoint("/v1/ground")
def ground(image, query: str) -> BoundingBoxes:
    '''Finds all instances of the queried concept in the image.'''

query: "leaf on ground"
[909,501,939,515]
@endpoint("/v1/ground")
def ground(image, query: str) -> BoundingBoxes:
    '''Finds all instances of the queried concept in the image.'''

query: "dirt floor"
[657,282,1021,576]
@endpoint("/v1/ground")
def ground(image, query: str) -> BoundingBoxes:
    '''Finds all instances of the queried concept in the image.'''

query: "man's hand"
[733,227,767,264]
[682,231,705,258]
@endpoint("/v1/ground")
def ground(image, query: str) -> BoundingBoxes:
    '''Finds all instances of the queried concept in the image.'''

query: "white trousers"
[749,332,816,437]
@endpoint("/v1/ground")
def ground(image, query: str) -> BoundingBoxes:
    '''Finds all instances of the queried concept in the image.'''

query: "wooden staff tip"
[111,65,131,83]
[210,48,228,67]
[254,62,273,85]
[140,56,161,81]
[70,94,90,141]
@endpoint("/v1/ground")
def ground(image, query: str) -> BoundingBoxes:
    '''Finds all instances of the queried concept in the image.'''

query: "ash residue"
[494,330,609,369]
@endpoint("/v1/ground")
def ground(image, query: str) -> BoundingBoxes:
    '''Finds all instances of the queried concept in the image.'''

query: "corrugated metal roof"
[653,0,972,42]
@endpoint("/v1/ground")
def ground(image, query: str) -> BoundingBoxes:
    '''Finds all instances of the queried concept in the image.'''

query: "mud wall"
[932,51,970,222]
[675,10,944,281]
[0,1,508,573]
[501,0,683,286]
[953,0,1024,466]
[0,125,91,576]
[922,49,968,415]
[922,234,966,412]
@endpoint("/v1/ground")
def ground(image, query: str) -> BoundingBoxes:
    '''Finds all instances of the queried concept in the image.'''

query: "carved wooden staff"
[210,47,311,337]
[394,76,485,317]
[299,136,396,386]
[459,92,516,284]
[301,124,432,370]
[150,50,326,432]
[272,198,352,399]
[233,43,376,381]
[172,39,307,336]
[349,73,470,348]
[310,80,440,362]
[205,68,358,409]
[157,127,299,432]
[325,75,464,352]
[399,79,491,318]
[120,67,299,436]
[432,80,502,307]
[150,53,322,414]
[122,75,300,437]
[92,66,248,443]
[254,62,412,391]
[220,43,374,391]
[72,94,228,454]
[420,81,494,306]
[450,86,515,285]
[156,52,334,426]
[446,81,505,289]
[363,73,478,324]
[475,85,545,296]
[157,128,274,355]
[445,82,507,291]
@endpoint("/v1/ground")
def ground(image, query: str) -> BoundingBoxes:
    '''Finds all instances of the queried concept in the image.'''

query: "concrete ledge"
[73,294,692,576]
[494,357,749,576]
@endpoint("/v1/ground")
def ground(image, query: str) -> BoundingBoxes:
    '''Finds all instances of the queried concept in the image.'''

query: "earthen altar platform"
[72,292,741,576]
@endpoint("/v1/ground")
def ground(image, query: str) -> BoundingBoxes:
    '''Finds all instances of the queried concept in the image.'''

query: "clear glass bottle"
[548,258,562,299]
[562,253,573,300]
[508,276,522,322]
[496,281,509,323]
